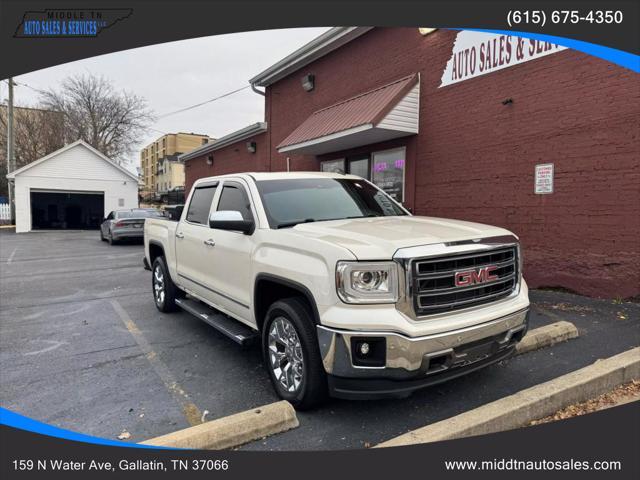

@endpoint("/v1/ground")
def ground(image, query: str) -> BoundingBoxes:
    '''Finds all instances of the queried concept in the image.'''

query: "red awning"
[277,73,419,154]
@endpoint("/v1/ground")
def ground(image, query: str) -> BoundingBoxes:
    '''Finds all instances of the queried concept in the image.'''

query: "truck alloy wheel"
[153,265,165,307]
[262,298,327,409]
[151,256,181,313]
[268,317,304,393]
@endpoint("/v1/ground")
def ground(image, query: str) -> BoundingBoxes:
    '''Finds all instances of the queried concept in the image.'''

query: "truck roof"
[194,171,363,184]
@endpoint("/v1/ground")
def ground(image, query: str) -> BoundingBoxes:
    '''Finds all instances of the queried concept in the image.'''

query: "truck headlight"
[336,261,399,304]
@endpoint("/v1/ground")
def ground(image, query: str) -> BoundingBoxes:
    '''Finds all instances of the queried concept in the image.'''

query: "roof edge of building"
[6,139,139,181]
[249,27,373,87]
[179,122,267,162]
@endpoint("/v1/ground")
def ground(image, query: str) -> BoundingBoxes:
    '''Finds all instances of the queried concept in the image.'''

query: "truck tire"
[152,256,181,313]
[262,298,327,410]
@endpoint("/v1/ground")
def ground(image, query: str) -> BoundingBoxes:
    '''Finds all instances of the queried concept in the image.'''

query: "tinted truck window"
[186,186,217,224]
[217,185,252,220]
[256,178,407,228]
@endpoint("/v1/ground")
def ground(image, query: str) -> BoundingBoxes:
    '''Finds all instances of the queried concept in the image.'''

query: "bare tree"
[39,74,154,163]
[0,105,66,197]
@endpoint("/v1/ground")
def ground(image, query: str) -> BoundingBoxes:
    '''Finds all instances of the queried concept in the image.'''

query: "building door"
[347,156,370,180]
[320,156,371,180]
[320,158,345,174]
[30,190,104,230]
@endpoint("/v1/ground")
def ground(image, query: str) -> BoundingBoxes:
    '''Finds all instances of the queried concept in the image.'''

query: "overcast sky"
[0,28,329,172]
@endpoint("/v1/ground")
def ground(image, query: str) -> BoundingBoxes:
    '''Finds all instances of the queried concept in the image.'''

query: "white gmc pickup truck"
[144,172,529,408]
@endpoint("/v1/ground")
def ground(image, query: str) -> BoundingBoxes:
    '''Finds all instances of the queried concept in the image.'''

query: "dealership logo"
[454,266,499,287]
[14,8,132,38]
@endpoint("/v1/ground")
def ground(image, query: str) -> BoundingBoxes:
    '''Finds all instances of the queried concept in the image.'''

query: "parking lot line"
[6,290,147,310]
[110,299,203,427]
[5,247,17,264]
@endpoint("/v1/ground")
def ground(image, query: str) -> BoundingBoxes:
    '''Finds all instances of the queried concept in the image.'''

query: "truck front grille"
[411,246,518,316]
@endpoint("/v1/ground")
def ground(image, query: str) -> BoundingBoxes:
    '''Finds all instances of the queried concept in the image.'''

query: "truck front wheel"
[262,298,327,410]
[152,256,181,313]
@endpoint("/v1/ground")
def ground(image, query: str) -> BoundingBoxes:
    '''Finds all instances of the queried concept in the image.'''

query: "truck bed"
[144,217,179,273]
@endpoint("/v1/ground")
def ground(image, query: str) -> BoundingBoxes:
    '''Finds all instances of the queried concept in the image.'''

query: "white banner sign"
[440,31,567,87]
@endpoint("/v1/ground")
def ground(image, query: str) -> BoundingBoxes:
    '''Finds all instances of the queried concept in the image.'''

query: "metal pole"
[7,77,15,224]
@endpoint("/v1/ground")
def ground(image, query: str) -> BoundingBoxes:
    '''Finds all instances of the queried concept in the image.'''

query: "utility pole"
[6,77,15,224]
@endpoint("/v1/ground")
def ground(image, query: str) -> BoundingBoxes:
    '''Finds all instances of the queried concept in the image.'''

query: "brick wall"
[265,28,639,298]
[183,132,268,193]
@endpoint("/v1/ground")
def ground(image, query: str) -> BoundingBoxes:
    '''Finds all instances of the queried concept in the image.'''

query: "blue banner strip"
[452,28,640,73]
[0,407,175,449]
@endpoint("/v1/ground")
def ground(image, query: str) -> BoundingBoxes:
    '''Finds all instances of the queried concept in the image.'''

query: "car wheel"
[152,256,180,313]
[100,229,105,241]
[262,298,327,410]
[108,232,117,245]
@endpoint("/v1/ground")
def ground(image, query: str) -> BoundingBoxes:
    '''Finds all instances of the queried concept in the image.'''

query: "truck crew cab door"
[174,181,219,300]
[203,179,256,324]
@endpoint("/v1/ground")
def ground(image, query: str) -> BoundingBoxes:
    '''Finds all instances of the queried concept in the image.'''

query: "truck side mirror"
[209,210,255,235]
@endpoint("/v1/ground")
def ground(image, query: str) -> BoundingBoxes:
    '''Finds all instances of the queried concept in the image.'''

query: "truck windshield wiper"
[276,218,317,229]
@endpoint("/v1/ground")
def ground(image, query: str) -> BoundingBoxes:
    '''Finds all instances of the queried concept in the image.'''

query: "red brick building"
[182,27,639,299]
[182,123,267,192]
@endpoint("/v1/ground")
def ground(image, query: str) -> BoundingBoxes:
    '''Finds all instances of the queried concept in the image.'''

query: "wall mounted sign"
[440,31,567,87]
[534,163,554,194]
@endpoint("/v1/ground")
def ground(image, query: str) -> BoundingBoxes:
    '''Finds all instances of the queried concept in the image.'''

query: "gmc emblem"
[455,266,499,287]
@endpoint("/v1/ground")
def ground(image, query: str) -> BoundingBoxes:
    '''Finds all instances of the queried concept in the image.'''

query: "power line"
[156,85,250,118]
[12,79,251,138]
[13,81,46,95]
[147,127,169,135]
[15,79,252,121]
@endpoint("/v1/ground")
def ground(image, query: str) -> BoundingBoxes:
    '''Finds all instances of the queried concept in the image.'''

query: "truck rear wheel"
[152,256,181,313]
[262,298,327,410]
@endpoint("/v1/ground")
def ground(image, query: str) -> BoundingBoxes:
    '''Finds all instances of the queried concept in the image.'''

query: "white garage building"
[6,140,139,233]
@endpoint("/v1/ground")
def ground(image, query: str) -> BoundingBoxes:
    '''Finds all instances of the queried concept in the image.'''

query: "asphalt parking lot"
[1,229,638,450]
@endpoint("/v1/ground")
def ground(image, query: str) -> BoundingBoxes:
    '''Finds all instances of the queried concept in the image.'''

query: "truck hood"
[286,216,514,259]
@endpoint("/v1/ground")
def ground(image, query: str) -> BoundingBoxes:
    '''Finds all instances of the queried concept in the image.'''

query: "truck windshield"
[256,178,408,229]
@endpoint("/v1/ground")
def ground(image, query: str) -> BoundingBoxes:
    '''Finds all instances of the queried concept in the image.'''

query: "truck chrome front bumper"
[317,308,529,399]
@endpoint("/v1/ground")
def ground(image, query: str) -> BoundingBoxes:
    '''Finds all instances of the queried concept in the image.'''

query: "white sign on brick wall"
[440,31,567,87]
[535,163,554,194]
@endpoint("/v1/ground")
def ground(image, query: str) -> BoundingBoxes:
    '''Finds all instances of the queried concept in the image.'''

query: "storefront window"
[348,157,370,179]
[372,147,405,201]
[320,158,345,174]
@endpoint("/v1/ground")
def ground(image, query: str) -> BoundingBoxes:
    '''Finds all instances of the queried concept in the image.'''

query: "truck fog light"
[351,337,386,367]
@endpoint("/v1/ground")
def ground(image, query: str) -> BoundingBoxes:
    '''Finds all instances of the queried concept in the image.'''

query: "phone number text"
[507,10,623,27]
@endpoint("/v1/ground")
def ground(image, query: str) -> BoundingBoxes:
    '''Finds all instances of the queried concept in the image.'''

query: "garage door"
[30,190,104,230]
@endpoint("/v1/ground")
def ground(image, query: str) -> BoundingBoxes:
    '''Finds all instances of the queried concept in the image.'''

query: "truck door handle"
[175,232,184,239]
[203,239,215,247]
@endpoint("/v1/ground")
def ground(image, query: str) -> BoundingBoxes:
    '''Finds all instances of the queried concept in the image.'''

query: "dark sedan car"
[100,208,164,244]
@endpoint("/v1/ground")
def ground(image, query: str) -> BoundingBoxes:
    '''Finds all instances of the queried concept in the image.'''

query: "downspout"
[251,83,265,96]
[250,82,270,171]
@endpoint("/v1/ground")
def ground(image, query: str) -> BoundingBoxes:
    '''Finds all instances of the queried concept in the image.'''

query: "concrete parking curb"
[141,400,299,450]
[516,320,579,355]
[376,347,640,448]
